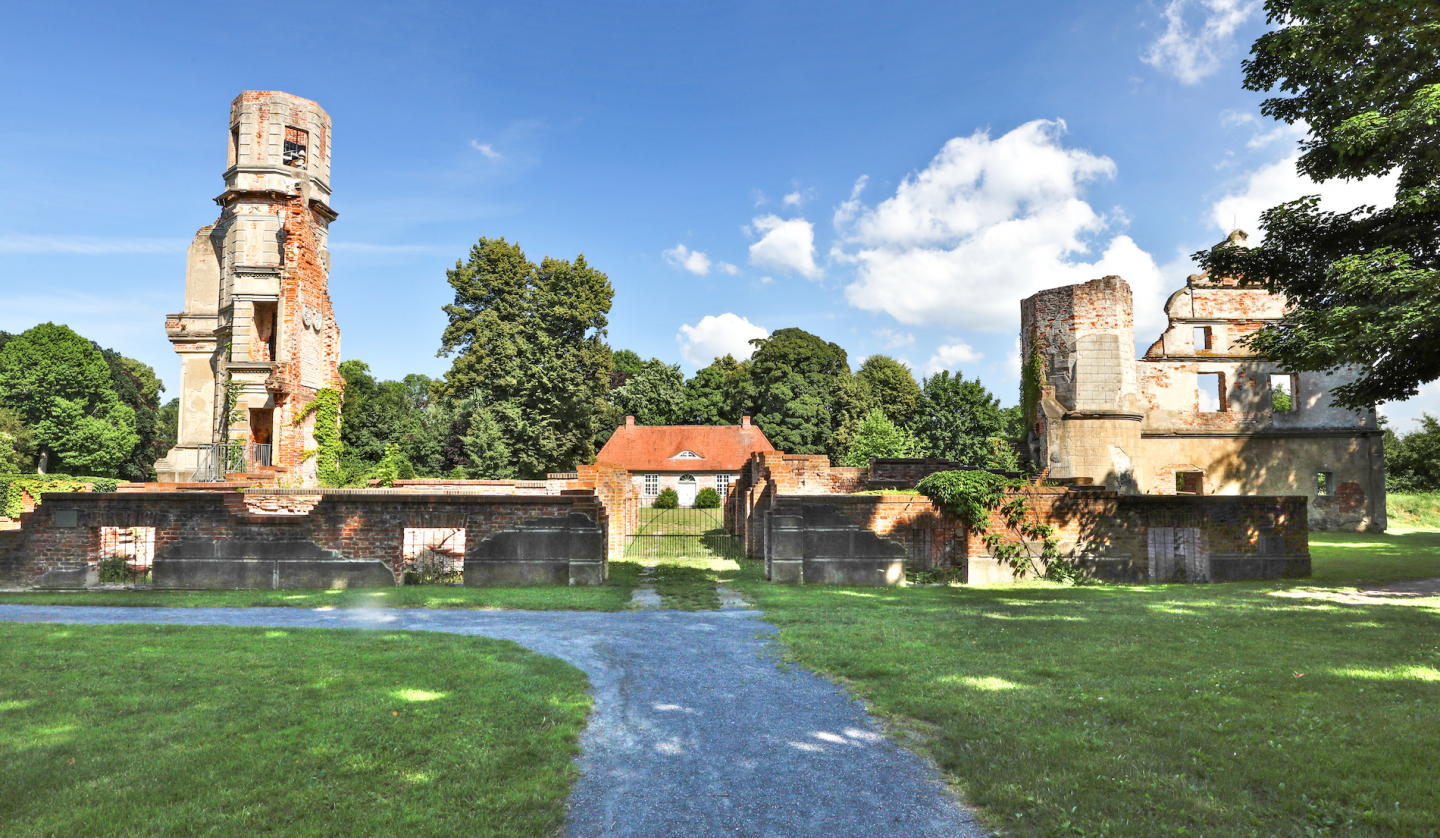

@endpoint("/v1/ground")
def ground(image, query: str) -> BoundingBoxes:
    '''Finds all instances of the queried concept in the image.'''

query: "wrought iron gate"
[624,507,745,561]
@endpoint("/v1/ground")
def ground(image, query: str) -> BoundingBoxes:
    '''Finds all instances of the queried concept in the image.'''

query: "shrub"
[653,487,679,509]
[694,487,721,509]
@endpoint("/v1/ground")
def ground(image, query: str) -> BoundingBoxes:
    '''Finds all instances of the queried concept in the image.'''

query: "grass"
[1386,492,1440,529]
[0,623,591,838]
[729,533,1440,837]
[0,563,640,611]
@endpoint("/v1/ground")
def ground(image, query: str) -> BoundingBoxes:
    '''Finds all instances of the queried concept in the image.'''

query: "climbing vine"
[1020,346,1045,428]
[1,475,117,518]
[915,470,1078,582]
[295,388,344,487]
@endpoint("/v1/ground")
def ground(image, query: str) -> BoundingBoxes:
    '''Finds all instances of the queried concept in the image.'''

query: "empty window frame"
[1175,471,1204,495]
[252,302,278,361]
[1197,372,1225,412]
[230,125,241,167]
[1269,373,1297,412]
[98,526,156,582]
[715,473,731,499]
[643,473,660,496]
[283,126,308,168]
[401,527,465,584]
[1193,326,1212,352]
[1316,471,1333,496]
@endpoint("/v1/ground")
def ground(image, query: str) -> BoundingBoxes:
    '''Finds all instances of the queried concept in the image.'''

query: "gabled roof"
[596,419,774,472]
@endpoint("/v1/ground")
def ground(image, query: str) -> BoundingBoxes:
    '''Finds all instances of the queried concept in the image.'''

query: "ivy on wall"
[295,388,344,487]
[1020,347,1045,430]
[0,475,118,518]
[916,469,1076,582]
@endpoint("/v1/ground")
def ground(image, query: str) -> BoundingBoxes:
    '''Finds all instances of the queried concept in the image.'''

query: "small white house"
[596,416,775,507]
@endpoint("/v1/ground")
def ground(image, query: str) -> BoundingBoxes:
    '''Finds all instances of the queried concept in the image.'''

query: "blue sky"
[2,0,1428,425]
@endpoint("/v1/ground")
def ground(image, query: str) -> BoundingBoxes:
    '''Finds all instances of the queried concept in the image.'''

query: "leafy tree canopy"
[1385,413,1440,492]
[842,408,916,467]
[917,370,1004,466]
[1196,0,1440,408]
[746,328,857,459]
[0,406,35,472]
[681,354,750,426]
[610,357,686,427]
[855,355,921,430]
[0,323,139,477]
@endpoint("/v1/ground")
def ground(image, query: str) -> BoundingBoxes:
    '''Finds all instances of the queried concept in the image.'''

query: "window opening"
[1194,326,1212,352]
[715,473,731,499]
[1317,471,1333,496]
[672,450,703,459]
[402,527,465,584]
[98,526,155,583]
[643,473,659,496]
[230,125,240,167]
[1269,373,1296,412]
[283,126,308,168]
[252,302,277,361]
[1175,471,1204,495]
[1197,372,1224,412]
[248,409,273,468]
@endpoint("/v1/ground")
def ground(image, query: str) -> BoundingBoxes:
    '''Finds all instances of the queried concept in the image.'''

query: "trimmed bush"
[694,487,721,509]
[653,487,679,509]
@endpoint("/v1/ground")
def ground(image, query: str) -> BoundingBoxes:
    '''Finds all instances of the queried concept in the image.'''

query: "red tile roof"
[596,419,774,472]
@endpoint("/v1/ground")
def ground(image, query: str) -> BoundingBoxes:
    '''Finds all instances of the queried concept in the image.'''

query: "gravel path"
[0,604,986,838]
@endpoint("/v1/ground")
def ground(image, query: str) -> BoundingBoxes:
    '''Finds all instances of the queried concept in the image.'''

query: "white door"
[678,475,697,507]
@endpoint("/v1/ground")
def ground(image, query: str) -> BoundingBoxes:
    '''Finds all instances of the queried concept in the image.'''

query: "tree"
[1195,0,1440,408]
[745,328,858,459]
[437,238,614,477]
[681,354,750,426]
[96,347,165,482]
[610,358,686,426]
[842,408,916,467]
[1385,414,1440,492]
[855,355,922,430]
[0,407,35,472]
[916,370,1003,466]
[611,349,645,388]
[0,323,138,476]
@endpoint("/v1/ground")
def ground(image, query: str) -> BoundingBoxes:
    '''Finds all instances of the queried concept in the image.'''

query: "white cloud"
[783,192,803,207]
[469,140,502,160]
[676,313,770,366]
[923,341,983,376]
[833,176,869,229]
[837,120,1166,335]
[1143,0,1261,85]
[0,233,186,255]
[872,328,915,349]
[663,243,714,275]
[748,215,820,278]
[1209,152,1399,238]
[718,261,739,275]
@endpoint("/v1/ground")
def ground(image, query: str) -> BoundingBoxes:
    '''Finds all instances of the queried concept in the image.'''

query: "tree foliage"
[1196,0,1440,408]
[842,408,916,467]
[1385,413,1440,492]
[438,238,614,477]
[610,358,686,426]
[916,370,1004,466]
[0,323,139,477]
[681,354,750,426]
[746,328,859,459]
[855,355,922,430]
[0,407,35,472]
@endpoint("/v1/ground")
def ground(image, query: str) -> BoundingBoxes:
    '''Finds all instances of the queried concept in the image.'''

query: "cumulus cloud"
[1143,0,1261,84]
[783,192,803,207]
[836,119,1167,336]
[923,341,983,376]
[469,140,502,159]
[748,215,820,278]
[676,313,770,366]
[1209,153,1399,238]
[663,243,713,275]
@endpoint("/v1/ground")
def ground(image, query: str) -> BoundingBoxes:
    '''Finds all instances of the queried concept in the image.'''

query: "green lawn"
[728,533,1440,837]
[0,623,590,838]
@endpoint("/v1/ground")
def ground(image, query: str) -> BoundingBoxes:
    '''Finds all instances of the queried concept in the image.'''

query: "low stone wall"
[0,489,606,589]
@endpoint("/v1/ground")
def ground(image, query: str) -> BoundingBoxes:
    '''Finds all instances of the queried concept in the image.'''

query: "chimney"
[741,415,751,429]
[625,415,635,428]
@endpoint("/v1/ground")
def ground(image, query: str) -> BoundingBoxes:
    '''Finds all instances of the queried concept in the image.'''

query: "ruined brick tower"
[155,91,342,485]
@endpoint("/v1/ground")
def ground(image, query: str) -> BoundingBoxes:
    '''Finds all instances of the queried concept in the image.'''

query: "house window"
[1194,326,1212,352]
[283,126,308,168]
[1198,372,1225,412]
[1270,373,1296,412]
[672,450,703,459]
[1317,471,1333,496]
[643,473,659,496]
[716,473,731,499]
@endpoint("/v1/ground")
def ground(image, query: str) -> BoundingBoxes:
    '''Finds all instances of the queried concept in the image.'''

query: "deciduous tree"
[746,328,858,459]
[917,370,1003,466]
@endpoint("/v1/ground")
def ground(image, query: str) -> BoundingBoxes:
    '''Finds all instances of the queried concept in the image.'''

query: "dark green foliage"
[694,487,721,509]
[681,354,750,426]
[654,487,679,509]
[1195,1,1440,408]
[746,328,857,459]
[609,358,686,426]
[338,360,437,477]
[843,408,915,467]
[438,238,614,477]
[154,399,178,462]
[1385,413,1440,492]
[94,346,165,482]
[855,355,922,430]
[0,407,35,472]
[610,349,645,387]
[0,323,139,477]
[916,370,1004,466]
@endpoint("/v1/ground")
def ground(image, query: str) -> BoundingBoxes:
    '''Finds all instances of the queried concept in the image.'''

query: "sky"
[1,0,1430,427]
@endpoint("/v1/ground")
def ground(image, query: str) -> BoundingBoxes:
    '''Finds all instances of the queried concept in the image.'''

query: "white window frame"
[643,473,659,496]
[715,473,731,499]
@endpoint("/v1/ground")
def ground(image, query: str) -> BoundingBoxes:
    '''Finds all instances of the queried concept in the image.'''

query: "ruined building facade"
[1021,252,1385,531]
[155,91,342,485]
